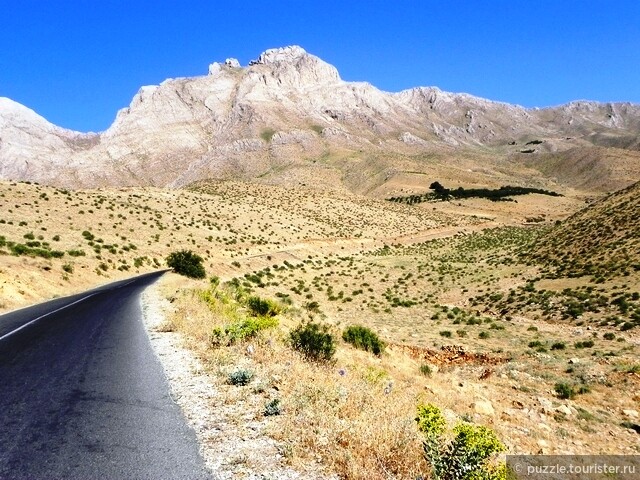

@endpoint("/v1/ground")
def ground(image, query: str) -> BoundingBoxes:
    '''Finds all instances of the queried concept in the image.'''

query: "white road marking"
[0,271,165,342]
[0,293,100,342]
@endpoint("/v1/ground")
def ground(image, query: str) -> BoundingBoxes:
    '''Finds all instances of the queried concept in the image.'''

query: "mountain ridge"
[1,46,639,191]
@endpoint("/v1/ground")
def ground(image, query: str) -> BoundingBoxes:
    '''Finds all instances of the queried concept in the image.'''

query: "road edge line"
[0,292,99,342]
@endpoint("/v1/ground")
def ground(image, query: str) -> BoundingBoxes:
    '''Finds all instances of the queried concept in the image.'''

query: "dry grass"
[166,280,429,478]
[3,175,639,475]
[0,179,465,312]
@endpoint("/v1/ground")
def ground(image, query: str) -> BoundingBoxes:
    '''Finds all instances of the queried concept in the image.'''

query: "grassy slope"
[0,179,463,311]
[531,180,640,278]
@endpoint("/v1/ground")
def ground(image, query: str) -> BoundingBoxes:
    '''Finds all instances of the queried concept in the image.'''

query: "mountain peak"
[250,45,308,65]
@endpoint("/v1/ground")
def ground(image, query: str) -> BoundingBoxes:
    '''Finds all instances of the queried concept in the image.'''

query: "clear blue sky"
[1,0,639,132]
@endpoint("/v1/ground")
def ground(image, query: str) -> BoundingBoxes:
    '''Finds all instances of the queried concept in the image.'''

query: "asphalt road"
[0,271,212,479]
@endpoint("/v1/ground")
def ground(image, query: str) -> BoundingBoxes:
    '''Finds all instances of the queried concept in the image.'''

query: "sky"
[1,0,639,133]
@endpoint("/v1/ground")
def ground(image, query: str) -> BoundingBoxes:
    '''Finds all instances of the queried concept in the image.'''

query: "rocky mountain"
[1,45,639,192]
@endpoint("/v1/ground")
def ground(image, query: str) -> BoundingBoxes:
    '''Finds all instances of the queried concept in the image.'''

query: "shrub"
[416,403,506,480]
[246,296,281,317]
[551,342,566,350]
[62,263,74,274]
[225,316,278,343]
[603,332,616,340]
[439,330,453,338]
[264,398,282,416]
[289,322,336,362]
[227,369,253,386]
[260,127,276,142]
[620,322,634,331]
[342,325,385,355]
[304,301,321,313]
[416,404,446,437]
[166,249,206,279]
[420,364,433,377]
[554,382,575,399]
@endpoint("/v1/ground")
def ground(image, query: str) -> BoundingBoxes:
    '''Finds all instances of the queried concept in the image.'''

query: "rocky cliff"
[1,46,638,191]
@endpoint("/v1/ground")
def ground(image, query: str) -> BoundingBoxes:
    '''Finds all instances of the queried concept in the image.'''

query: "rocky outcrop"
[0,46,639,189]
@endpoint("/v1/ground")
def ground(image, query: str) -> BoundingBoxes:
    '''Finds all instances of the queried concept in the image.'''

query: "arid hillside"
[531,179,640,278]
[0,179,472,312]
[1,175,638,478]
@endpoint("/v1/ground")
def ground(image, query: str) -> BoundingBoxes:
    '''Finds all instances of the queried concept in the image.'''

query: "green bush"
[342,325,385,355]
[9,243,65,259]
[554,382,575,399]
[260,127,277,142]
[264,398,282,416]
[420,364,433,377]
[227,369,253,386]
[290,322,336,362]
[225,316,278,343]
[416,403,506,480]
[166,249,206,279]
[246,296,281,317]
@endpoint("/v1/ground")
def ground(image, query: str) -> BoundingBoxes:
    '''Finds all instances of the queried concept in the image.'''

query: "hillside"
[1,177,639,476]
[0,46,639,193]
[0,179,469,312]
[531,180,640,278]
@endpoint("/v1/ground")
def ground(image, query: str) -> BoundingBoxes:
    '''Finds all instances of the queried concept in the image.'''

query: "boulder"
[473,399,495,416]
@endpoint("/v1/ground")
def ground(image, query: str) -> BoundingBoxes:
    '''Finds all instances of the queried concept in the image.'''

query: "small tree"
[166,249,206,279]
[429,181,450,200]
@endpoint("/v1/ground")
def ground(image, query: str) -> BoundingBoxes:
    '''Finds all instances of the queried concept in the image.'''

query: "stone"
[538,423,552,432]
[473,399,495,416]
[208,62,222,75]
[622,409,639,418]
[224,58,240,68]
[556,405,573,416]
[537,397,553,411]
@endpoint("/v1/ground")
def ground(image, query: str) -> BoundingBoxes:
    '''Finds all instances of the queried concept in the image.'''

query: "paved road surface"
[0,271,212,479]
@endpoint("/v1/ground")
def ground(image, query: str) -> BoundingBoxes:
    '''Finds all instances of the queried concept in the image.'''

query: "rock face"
[0,45,639,189]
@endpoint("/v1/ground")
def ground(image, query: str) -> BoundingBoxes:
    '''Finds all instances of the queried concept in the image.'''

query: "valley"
[1,176,638,478]
[1,45,639,479]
